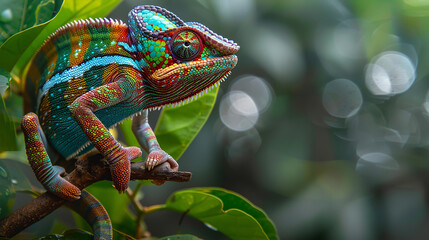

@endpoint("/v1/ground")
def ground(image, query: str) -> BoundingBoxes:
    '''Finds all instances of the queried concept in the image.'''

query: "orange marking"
[63,77,88,106]
[69,26,90,66]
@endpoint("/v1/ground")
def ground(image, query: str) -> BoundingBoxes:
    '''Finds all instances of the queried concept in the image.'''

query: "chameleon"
[20,5,239,239]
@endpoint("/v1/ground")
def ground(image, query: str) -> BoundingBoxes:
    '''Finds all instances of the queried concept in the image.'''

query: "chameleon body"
[21,5,239,239]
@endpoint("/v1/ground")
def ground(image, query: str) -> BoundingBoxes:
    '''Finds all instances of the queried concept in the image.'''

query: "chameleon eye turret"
[170,30,202,60]
[21,5,239,239]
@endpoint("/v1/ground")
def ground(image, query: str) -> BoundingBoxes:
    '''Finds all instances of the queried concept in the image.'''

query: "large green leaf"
[0,0,122,80]
[154,87,219,160]
[0,0,63,45]
[165,188,278,240]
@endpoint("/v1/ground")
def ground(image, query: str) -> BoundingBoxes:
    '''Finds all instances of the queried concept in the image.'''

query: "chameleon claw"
[147,156,159,171]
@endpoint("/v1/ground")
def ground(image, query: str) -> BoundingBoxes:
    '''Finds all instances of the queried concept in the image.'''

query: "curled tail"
[68,190,113,240]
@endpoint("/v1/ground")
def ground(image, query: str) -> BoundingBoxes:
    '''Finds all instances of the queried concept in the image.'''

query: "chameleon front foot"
[108,146,141,193]
[146,149,178,172]
[145,150,179,185]
[46,166,81,201]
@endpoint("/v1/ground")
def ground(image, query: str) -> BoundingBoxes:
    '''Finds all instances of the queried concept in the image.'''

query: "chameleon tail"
[67,190,113,240]
[21,113,81,201]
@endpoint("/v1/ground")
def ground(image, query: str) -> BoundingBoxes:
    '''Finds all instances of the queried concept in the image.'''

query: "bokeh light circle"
[365,51,415,95]
[230,75,273,113]
[220,91,259,132]
[322,79,363,118]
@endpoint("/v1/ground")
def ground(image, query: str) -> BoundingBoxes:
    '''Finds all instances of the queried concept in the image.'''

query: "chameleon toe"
[126,146,142,160]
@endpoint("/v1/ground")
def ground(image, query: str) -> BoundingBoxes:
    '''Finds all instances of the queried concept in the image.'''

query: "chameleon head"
[128,5,239,107]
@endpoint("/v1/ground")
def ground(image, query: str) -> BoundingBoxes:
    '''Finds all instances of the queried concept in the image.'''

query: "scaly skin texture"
[68,190,112,240]
[21,5,239,238]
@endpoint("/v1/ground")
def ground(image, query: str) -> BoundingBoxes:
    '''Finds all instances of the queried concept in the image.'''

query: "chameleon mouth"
[145,69,232,111]
[151,55,238,81]
[161,70,231,109]
[145,71,231,112]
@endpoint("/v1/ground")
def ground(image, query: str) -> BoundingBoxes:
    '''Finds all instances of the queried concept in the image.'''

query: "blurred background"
[7,0,429,239]
[114,0,429,239]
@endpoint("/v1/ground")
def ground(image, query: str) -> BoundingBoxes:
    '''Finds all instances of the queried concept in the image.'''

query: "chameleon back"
[24,19,143,158]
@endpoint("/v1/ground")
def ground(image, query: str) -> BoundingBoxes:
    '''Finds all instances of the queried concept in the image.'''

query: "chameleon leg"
[132,110,179,172]
[68,190,112,240]
[21,113,81,200]
[70,79,141,193]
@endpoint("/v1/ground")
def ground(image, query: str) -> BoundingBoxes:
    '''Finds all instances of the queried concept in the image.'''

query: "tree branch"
[0,154,191,238]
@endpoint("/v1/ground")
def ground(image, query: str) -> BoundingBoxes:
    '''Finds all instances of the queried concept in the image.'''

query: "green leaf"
[0,67,11,96]
[165,188,278,240]
[0,0,62,45]
[194,188,278,240]
[155,87,219,160]
[159,234,202,240]
[0,97,17,152]
[0,159,33,192]
[0,159,16,220]
[0,0,122,80]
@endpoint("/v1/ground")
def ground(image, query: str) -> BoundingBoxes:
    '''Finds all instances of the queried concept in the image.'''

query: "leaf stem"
[126,188,144,212]
[131,181,144,200]
[142,204,167,215]
[126,187,146,238]
[20,0,28,31]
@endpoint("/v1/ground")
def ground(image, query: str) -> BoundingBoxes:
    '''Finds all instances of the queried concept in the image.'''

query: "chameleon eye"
[170,30,202,61]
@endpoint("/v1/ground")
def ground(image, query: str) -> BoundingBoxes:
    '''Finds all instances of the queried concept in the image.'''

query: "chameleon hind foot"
[108,146,141,193]
[21,113,81,201]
